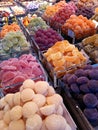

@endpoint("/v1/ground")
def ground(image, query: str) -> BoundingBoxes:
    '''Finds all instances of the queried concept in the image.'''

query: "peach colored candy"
[0,120,8,129]
[22,79,35,89]
[20,88,35,103]
[34,81,49,96]
[44,114,67,130]
[26,114,42,130]
[0,110,4,120]
[13,92,21,106]
[40,104,55,116]
[10,106,22,121]
[22,101,38,118]
[33,94,46,107]
[46,94,63,107]
[0,97,7,109]
[4,94,14,108]
[3,111,11,125]
[8,119,25,130]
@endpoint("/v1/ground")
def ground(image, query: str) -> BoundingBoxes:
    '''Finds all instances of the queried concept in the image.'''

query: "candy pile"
[27,17,49,34]
[72,0,98,11]
[62,64,98,124]
[91,13,98,22]
[62,15,96,39]
[44,40,87,76]
[43,1,66,21]
[0,54,44,88]
[11,6,25,15]
[76,6,94,19]
[26,2,39,10]
[0,23,21,38]
[34,28,63,51]
[50,2,77,30]
[82,34,98,63]
[0,80,73,130]
[1,31,29,55]
[22,14,37,27]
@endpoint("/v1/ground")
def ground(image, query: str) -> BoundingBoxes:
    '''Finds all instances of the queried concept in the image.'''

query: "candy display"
[76,6,94,19]
[26,1,39,10]
[0,7,12,13]
[43,1,66,21]
[44,40,87,77]
[50,2,77,30]
[62,15,96,39]
[0,54,45,89]
[34,28,63,51]
[62,64,98,125]
[0,80,76,130]
[22,14,37,27]
[82,34,98,63]
[91,13,98,22]
[71,0,98,11]
[0,23,21,38]
[11,6,25,16]
[0,31,30,57]
[1,0,98,129]
[0,1,14,7]
[27,17,49,34]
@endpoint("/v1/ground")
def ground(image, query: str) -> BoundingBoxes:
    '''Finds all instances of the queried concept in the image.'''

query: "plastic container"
[40,48,90,87]
[80,35,98,64]
[0,53,47,95]
[0,80,77,130]
[10,5,27,17]
[59,64,98,128]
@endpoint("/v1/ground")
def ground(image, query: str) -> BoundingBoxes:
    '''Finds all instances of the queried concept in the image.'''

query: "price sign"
[68,29,75,38]
[68,29,75,44]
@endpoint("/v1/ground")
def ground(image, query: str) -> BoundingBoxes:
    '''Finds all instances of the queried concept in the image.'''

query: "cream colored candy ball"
[34,81,49,96]
[47,86,55,96]
[0,97,7,109]
[3,111,11,124]
[56,105,63,116]
[0,120,7,129]
[4,94,14,108]
[8,119,25,130]
[21,88,35,103]
[22,79,35,89]
[13,92,21,106]
[45,114,67,130]
[4,104,10,113]
[23,101,38,118]
[0,110,4,120]
[26,114,42,130]
[47,94,63,107]
[40,104,55,116]
[10,106,22,121]
[33,94,46,107]
[4,127,9,130]
[41,120,48,130]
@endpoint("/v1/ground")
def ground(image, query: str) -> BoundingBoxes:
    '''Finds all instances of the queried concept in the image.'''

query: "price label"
[68,29,75,38]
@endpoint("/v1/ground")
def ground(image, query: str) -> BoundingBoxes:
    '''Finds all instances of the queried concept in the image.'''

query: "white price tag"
[68,29,75,38]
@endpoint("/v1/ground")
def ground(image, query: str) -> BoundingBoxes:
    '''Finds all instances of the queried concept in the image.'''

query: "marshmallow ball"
[21,88,35,103]
[23,101,38,118]
[8,119,25,130]
[22,79,35,89]
[34,81,49,96]
[26,114,42,130]
[33,94,46,107]
[10,106,22,121]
